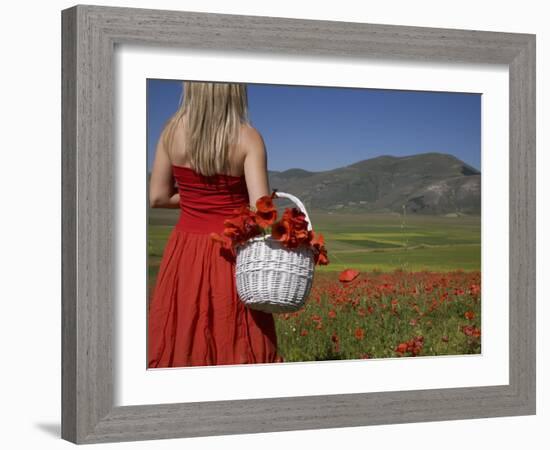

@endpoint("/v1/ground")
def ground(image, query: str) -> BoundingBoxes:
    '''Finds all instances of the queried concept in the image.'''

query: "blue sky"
[147,79,481,172]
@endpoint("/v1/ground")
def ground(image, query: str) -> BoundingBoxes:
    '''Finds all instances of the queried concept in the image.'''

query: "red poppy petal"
[339,268,360,282]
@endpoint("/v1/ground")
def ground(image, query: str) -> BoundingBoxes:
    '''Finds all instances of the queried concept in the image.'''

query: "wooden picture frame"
[61,4,536,444]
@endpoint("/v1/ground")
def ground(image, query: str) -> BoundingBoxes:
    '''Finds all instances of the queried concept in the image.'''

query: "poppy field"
[273,269,481,362]
[147,208,481,359]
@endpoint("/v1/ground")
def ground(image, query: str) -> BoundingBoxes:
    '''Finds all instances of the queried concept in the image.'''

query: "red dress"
[147,164,283,368]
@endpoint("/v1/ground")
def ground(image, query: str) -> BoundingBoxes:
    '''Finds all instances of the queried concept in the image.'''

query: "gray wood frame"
[61,4,536,444]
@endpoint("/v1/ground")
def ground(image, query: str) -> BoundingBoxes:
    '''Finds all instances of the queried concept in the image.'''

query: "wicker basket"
[235,192,315,313]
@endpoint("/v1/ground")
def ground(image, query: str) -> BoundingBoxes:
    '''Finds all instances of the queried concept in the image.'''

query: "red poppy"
[255,194,277,228]
[462,325,481,338]
[469,284,481,296]
[339,268,360,283]
[271,219,291,245]
[273,208,310,248]
[395,335,424,356]
[214,195,329,265]
[395,343,408,354]
[464,310,475,321]
[209,232,232,249]
[222,216,244,241]
[354,328,365,340]
[222,205,261,245]
[317,248,329,265]
[311,231,324,248]
[282,207,308,227]
[310,231,329,265]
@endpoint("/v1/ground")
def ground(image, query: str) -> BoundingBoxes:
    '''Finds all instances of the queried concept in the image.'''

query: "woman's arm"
[242,127,271,208]
[149,131,180,209]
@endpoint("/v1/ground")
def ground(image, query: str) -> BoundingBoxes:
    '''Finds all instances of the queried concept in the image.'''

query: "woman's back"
[162,114,272,208]
[163,116,270,234]
[147,97,282,369]
[167,115,248,177]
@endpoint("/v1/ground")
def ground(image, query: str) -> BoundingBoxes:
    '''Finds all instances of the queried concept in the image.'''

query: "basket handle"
[273,192,313,231]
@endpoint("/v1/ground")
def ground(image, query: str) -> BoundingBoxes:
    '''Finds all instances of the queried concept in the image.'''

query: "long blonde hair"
[161,81,250,176]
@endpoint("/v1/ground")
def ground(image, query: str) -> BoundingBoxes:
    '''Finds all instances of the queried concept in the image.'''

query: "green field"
[310,211,480,272]
[147,209,480,286]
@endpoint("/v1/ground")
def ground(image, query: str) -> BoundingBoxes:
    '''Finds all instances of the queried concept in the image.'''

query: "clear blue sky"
[147,79,481,172]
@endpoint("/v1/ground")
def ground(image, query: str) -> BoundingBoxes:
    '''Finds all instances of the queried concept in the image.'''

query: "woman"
[147,81,283,368]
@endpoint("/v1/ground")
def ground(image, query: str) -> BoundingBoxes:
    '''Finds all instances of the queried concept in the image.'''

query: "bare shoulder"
[239,123,266,156]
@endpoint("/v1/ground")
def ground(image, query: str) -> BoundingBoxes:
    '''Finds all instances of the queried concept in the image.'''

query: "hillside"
[267,152,480,214]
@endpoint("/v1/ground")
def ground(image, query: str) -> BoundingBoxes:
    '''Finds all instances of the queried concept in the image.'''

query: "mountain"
[268,152,480,215]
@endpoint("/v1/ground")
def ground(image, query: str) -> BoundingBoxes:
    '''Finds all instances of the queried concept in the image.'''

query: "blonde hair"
[161,81,250,176]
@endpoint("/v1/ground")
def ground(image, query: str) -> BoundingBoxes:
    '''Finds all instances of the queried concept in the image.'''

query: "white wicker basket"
[235,192,315,313]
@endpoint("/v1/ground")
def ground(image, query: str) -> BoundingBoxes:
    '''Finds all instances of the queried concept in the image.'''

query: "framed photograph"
[61,4,536,444]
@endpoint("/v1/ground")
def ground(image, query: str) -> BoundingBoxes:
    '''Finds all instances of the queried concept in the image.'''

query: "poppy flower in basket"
[210,190,329,313]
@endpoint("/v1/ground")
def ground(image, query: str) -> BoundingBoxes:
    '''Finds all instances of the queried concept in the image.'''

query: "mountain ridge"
[267,152,480,215]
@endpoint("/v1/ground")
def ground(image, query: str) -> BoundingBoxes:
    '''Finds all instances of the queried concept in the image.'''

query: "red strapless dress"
[147,164,283,368]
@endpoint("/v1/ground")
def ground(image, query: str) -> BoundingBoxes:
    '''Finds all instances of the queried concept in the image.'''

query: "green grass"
[146,209,481,280]
[311,211,480,272]
[148,225,175,257]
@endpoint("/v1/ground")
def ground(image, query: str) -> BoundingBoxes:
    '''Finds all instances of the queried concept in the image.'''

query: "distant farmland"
[147,208,480,301]
[307,210,480,273]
